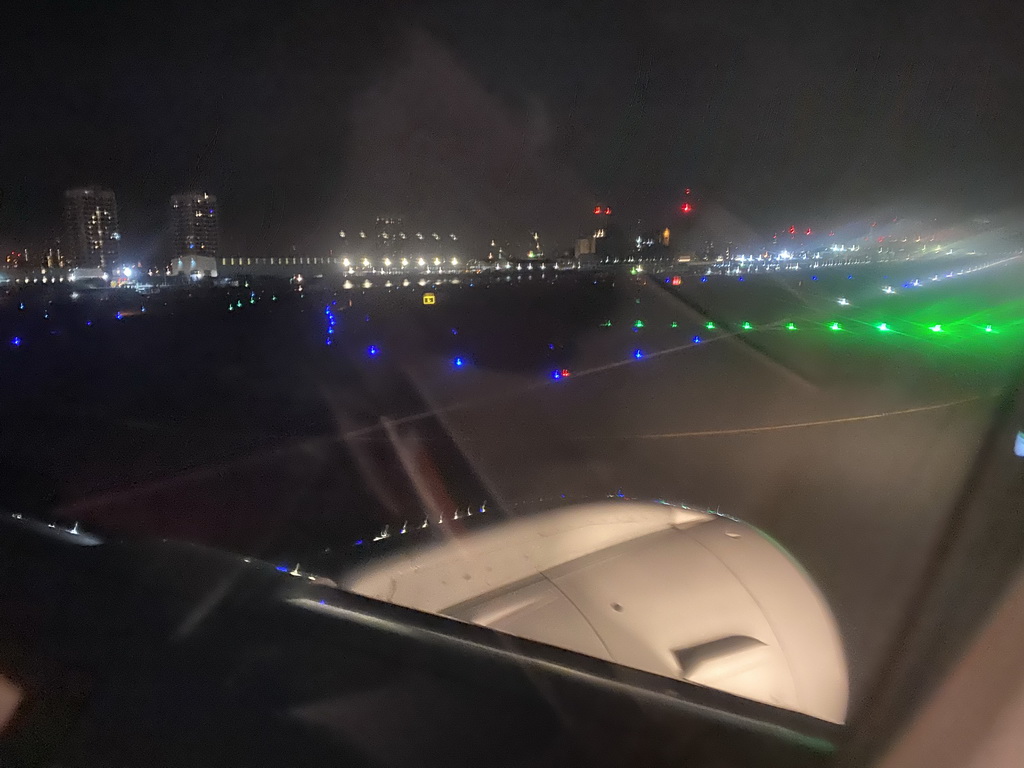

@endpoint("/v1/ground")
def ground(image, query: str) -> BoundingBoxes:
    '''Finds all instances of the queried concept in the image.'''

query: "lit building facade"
[63,187,120,269]
[170,193,219,261]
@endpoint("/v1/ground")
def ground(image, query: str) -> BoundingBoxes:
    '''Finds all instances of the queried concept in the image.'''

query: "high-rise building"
[63,187,120,269]
[170,192,219,261]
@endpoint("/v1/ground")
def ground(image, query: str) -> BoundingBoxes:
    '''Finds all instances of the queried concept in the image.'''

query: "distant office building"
[63,187,120,269]
[170,192,219,261]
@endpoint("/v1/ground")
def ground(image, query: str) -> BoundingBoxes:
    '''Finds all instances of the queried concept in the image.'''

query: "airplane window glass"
[2,0,1023,744]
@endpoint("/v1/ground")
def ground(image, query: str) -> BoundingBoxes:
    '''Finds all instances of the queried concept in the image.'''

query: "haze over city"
[4,0,1024,260]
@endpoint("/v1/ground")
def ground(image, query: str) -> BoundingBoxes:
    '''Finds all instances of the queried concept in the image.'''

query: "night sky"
[2,0,1023,258]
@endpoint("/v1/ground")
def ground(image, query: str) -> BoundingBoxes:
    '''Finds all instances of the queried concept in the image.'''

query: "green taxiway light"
[786,322,797,331]
[600,320,612,327]
[877,323,890,332]
[633,320,644,329]
[741,322,753,330]
[929,324,943,333]
[985,325,995,333]
[705,321,716,330]
[670,321,679,328]
[829,322,842,331]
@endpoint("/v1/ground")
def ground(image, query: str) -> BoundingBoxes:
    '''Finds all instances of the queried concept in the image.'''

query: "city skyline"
[1,182,1013,272]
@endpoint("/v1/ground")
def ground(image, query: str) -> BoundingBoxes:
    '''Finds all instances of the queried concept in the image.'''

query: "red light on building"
[788,225,796,234]
[684,188,692,195]
[604,207,612,215]
[671,276,682,286]
[594,206,602,215]
[681,202,693,213]
[560,368,572,378]
[877,236,885,242]
[805,228,812,236]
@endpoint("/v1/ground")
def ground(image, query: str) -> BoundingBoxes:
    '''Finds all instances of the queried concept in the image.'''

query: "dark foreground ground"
[2,254,1022,710]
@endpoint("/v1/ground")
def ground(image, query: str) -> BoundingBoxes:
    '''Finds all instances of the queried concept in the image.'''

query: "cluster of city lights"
[656,256,1011,293]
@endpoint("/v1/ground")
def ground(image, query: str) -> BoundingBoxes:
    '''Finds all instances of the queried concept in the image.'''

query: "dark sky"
[2,0,1023,258]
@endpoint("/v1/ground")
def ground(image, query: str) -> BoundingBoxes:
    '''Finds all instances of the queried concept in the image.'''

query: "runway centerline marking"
[573,395,988,440]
